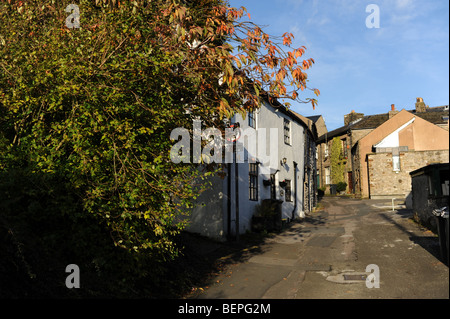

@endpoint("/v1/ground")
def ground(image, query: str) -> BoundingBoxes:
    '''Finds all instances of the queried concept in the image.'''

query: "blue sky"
[228,0,449,131]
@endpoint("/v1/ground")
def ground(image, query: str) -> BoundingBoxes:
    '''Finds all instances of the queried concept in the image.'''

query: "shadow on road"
[303,210,328,226]
[379,210,444,265]
[171,227,285,298]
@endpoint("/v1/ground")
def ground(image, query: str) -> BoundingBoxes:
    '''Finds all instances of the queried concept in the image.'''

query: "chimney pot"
[344,110,364,126]
[388,104,399,118]
[415,97,426,112]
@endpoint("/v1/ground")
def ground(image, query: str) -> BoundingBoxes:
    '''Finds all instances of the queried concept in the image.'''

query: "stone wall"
[317,141,331,189]
[350,129,372,147]
[367,150,449,199]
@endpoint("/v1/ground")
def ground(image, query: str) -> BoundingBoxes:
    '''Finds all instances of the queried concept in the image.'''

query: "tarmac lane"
[194,197,449,299]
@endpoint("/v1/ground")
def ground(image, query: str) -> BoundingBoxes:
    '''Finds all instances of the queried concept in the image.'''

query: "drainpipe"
[234,141,239,241]
[291,161,298,221]
[227,162,231,240]
[303,130,306,213]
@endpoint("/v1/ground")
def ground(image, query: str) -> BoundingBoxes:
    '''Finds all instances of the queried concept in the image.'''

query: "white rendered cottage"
[185,97,318,240]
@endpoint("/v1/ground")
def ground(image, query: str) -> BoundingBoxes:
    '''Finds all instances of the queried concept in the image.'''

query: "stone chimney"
[344,110,364,126]
[388,104,399,118]
[415,97,427,113]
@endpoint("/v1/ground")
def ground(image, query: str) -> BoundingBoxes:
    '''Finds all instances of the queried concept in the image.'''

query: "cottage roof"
[306,115,322,122]
[351,113,389,129]
[289,109,314,131]
[260,93,316,136]
[316,124,351,143]
[317,106,449,143]
[411,110,449,126]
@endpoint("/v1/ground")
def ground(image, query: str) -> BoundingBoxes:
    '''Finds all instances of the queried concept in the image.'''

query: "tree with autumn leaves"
[0,0,319,296]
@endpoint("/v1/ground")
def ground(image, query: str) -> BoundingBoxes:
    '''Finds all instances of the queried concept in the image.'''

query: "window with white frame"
[284,119,290,145]
[248,111,256,128]
[270,174,276,199]
[249,163,258,201]
[285,179,292,202]
[392,155,400,172]
[325,167,331,184]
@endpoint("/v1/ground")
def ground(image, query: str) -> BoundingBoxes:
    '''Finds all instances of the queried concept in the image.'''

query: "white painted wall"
[188,101,310,239]
[185,169,227,241]
[374,118,415,148]
[230,101,307,234]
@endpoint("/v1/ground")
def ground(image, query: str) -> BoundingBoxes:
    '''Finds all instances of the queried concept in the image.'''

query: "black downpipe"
[226,121,240,241]
[234,141,239,241]
[292,161,298,221]
[227,163,231,240]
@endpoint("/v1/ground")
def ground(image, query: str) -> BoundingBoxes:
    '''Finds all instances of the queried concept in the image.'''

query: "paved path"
[192,197,449,299]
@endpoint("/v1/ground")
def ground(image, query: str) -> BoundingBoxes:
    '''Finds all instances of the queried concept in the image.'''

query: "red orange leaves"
[157,0,319,117]
[282,32,294,46]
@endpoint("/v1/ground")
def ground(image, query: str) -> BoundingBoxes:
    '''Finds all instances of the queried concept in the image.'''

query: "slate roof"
[316,124,352,143]
[351,113,389,130]
[259,93,315,134]
[317,106,449,143]
[411,109,449,126]
[306,115,322,123]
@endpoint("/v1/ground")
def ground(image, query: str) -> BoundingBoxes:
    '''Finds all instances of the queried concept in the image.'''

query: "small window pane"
[393,155,400,171]
[284,119,290,144]
[249,163,258,201]
[285,179,292,202]
[248,111,256,128]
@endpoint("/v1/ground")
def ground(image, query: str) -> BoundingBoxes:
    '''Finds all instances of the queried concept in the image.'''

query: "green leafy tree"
[0,0,319,288]
[330,137,345,186]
